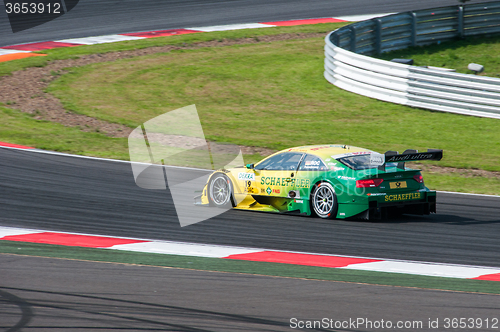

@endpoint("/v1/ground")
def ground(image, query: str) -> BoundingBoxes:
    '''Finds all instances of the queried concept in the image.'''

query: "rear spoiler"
[378,149,443,171]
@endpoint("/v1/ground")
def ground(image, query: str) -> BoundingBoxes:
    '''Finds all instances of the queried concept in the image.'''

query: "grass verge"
[424,173,500,194]
[1,240,499,294]
[377,34,500,76]
[0,106,129,159]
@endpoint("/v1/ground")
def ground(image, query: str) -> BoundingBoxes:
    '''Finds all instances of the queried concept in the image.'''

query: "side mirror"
[246,163,255,169]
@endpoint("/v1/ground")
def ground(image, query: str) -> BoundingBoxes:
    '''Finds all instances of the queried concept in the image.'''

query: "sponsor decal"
[332,151,372,159]
[369,152,385,166]
[339,212,345,216]
[273,189,281,194]
[385,152,436,163]
[294,199,304,203]
[330,166,345,171]
[261,188,266,194]
[303,160,323,169]
[266,187,272,195]
[244,187,258,194]
[238,172,255,181]
[337,175,355,180]
[310,146,331,151]
[389,181,407,189]
[384,192,422,202]
[260,177,310,188]
[325,158,331,162]
[367,193,386,196]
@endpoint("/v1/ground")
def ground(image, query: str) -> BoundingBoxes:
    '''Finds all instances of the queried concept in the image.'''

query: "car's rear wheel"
[311,182,337,219]
[208,174,235,208]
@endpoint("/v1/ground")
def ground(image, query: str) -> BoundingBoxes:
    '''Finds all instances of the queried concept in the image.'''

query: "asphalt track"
[2,255,500,332]
[0,0,493,47]
[1,148,499,268]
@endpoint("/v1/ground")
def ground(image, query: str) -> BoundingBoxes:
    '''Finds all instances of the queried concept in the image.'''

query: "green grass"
[424,173,500,194]
[0,106,129,159]
[378,34,500,76]
[1,240,499,294]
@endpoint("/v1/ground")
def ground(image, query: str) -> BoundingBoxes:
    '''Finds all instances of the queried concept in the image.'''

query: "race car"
[194,145,443,219]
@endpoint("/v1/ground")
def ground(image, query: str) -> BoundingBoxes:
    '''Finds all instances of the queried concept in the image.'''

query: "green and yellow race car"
[195,145,443,220]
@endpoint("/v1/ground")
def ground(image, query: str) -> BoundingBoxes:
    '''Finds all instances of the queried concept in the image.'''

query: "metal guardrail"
[324,1,500,119]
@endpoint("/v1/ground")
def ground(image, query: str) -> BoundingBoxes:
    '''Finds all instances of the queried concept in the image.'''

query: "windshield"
[255,152,303,171]
[338,154,376,170]
[338,154,398,170]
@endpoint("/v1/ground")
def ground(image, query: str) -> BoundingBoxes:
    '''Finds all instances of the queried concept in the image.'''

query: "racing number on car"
[246,181,251,188]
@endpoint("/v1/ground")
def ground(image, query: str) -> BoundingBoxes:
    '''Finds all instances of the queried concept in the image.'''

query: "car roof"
[278,145,374,159]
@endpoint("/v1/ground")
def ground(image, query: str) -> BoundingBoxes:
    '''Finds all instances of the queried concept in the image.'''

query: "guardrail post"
[375,19,382,54]
[349,25,357,53]
[458,6,464,38]
[331,32,339,46]
[411,12,417,47]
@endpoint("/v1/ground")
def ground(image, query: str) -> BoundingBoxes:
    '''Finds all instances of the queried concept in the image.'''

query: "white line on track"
[437,190,500,198]
[56,35,145,45]
[0,145,211,172]
[333,13,396,21]
[186,23,275,32]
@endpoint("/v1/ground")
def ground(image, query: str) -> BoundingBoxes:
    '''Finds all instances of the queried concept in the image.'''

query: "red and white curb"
[0,14,394,62]
[1,226,499,281]
[0,141,35,149]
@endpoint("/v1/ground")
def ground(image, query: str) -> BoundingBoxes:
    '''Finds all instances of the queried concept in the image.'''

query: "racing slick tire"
[311,182,338,219]
[208,174,235,208]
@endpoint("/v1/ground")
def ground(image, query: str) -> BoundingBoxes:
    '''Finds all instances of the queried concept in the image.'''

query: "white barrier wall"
[324,2,500,119]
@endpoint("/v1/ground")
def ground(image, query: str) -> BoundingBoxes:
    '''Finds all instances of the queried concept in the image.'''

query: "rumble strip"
[1,226,499,281]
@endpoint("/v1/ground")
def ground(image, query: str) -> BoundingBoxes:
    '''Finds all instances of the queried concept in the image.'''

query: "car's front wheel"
[311,182,337,219]
[208,174,235,208]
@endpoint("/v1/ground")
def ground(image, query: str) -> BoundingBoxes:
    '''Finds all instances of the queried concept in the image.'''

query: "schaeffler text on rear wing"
[379,149,443,171]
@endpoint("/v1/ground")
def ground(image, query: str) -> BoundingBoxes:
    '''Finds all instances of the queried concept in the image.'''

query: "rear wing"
[378,149,443,171]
